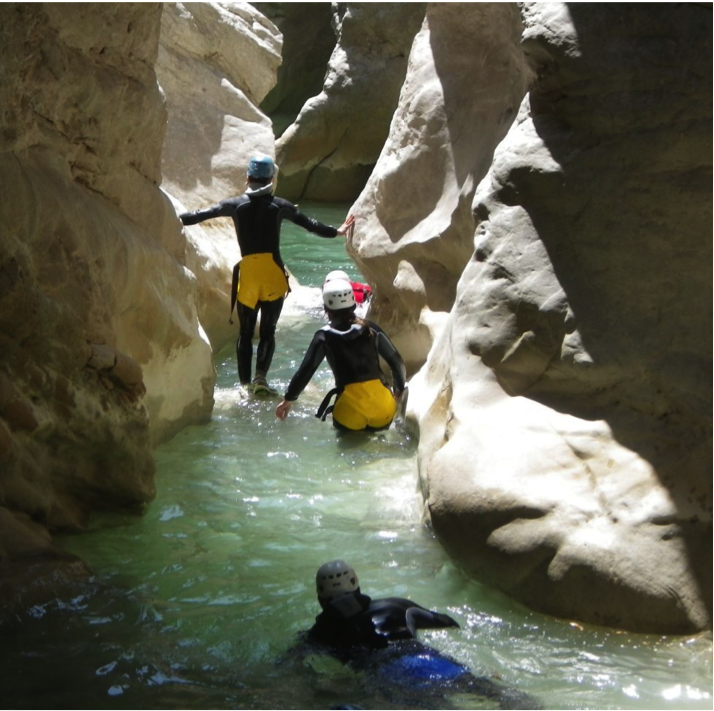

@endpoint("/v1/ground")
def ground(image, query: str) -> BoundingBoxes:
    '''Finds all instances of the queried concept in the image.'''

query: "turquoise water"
[3,205,711,709]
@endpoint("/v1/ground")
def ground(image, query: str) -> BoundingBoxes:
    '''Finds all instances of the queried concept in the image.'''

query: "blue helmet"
[247,155,275,179]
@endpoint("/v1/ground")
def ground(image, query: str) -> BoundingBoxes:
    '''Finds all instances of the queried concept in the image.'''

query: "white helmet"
[316,560,359,600]
[322,278,356,310]
[324,269,350,283]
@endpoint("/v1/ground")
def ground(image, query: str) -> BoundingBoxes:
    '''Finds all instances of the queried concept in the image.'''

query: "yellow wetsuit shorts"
[332,379,397,431]
[238,253,289,309]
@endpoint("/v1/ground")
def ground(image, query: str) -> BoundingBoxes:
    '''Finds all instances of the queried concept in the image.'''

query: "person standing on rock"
[179,155,355,396]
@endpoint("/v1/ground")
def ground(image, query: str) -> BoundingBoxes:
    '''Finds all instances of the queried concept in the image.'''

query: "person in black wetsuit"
[179,155,355,395]
[275,278,406,431]
[285,560,541,710]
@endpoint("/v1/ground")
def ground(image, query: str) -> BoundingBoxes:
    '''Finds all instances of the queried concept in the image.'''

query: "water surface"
[4,204,711,709]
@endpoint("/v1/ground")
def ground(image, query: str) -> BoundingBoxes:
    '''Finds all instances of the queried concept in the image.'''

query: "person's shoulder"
[221,194,250,208]
[271,196,297,210]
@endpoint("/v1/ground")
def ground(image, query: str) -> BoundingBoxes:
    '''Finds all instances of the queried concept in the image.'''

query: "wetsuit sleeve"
[372,326,407,394]
[284,331,328,401]
[179,199,236,226]
[275,198,338,238]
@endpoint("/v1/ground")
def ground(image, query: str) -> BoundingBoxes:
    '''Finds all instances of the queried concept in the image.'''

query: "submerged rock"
[406,3,712,632]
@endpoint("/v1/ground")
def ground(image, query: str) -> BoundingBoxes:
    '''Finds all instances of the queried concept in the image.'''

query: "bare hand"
[337,214,356,238]
[276,399,294,421]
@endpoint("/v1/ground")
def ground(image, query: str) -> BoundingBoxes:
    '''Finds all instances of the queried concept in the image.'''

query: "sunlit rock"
[0,3,214,605]
[349,3,531,373]
[157,2,282,350]
[254,2,336,137]
[409,3,712,633]
[275,3,426,202]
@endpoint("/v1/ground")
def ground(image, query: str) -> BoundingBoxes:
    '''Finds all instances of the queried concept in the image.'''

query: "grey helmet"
[316,560,359,600]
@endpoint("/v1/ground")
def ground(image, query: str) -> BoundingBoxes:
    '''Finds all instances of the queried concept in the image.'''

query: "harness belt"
[316,387,341,421]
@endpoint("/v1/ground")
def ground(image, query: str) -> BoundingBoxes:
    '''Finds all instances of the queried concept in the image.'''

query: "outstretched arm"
[280,198,355,239]
[179,200,235,226]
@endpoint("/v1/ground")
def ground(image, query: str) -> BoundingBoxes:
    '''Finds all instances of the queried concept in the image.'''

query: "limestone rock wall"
[253,2,336,138]
[349,3,532,374]
[157,2,282,351]
[408,3,712,632]
[275,2,426,203]
[0,3,214,610]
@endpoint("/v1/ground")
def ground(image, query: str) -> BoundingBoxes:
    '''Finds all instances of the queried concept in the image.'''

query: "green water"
[3,205,711,709]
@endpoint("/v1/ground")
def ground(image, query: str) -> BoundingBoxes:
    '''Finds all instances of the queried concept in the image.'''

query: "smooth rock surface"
[157,2,282,350]
[408,2,712,632]
[254,2,336,137]
[349,3,532,373]
[275,3,426,202]
[0,3,214,609]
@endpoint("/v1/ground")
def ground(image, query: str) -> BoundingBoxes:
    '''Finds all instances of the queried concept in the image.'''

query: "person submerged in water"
[275,277,406,431]
[179,154,355,396]
[287,560,540,710]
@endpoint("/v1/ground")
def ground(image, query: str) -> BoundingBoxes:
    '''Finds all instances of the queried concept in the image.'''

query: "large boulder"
[0,3,214,611]
[409,3,712,632]
[157,2,282,350]
[275,3,426,202]
[349,3,531,373]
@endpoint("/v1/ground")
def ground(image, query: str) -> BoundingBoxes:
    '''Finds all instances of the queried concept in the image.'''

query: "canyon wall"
[275,3,426,203]
[253,2,335,138]
[349,2,532,374]
[157,2,282,351]
[0,3,214,611]
[356,2,711,632]
[1,0,710,634]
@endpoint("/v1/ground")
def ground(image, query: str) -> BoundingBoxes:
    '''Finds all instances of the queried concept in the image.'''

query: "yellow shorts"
[333,379,397,431]
[238,253,289,309]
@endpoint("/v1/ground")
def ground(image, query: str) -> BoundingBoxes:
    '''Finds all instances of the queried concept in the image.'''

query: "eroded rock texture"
[349,2,531,373]
[157,2,282,350]
[408,3,712,632]
[254,2,336,137]
[0,3,214,611]
[275,2,426,202]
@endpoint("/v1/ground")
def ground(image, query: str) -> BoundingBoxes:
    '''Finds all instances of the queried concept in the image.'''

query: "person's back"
[276,279,406,431]
[179,155,354,394]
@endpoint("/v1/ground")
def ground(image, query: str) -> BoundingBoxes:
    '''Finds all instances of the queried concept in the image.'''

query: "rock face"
[407,3,712,632]
[0,3,214,612]
[253,2,336,137]
[349,3,532,374]
[275,3,426,202]
[157,2,282,351]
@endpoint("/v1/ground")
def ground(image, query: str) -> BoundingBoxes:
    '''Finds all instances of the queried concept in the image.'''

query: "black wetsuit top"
[284,319,407,402]
[307,591,459,651]
[180,193,338,267]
